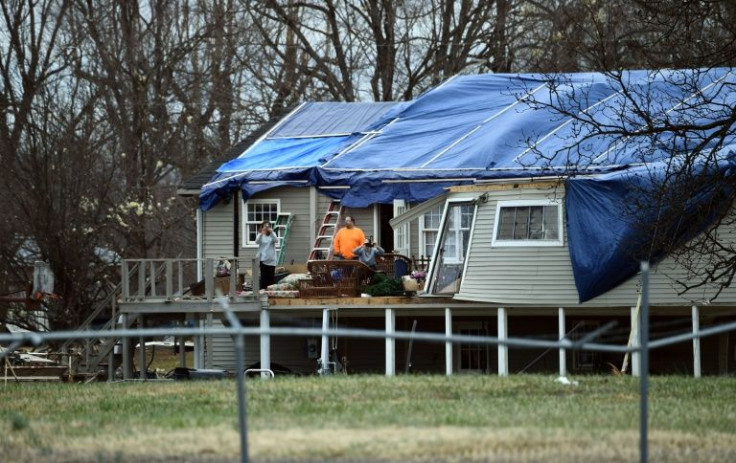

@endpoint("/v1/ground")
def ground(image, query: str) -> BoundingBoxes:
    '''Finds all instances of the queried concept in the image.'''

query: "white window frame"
[241,199,281,247]
[393,200,410,256]
[419,204,443,259]
[425,197,477,295]
[491,199,563,247]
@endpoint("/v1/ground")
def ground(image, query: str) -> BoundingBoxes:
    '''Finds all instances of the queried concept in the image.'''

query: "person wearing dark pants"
[255,220,278,289]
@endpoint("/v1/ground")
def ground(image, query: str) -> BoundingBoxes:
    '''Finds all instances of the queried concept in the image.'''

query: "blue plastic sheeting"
[270,102,404,138]
[217,136,353,172]
[566,157,736,303]
[201,135,361,209]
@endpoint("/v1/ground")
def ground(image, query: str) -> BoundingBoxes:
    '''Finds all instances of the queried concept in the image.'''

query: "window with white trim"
[492,199,563,247]
[393,200,410,256]
[242,199,280,246]
[419,205,442,258]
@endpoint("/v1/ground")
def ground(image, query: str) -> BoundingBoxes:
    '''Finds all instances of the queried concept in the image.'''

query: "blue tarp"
[566,157,736,302]
[200,68,736,302]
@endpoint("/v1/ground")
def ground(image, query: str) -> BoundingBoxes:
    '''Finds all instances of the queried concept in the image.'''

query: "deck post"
[194,315,204,369]
[692,305,701,378]
[558,307,566,377]
[205,313,213,369]
[385,308,395,376]
[165,260,173,299]
[497,307,508,377]
[122,313,131,380]
[260,297,271,379]
[445,308,453,375]
[205,258,214,302]
[138,315,146,380]
[631,306,641,377]
[121,260,129,300]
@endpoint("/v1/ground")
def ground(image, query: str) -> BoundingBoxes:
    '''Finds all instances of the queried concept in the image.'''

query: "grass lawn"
[1,374,735,462]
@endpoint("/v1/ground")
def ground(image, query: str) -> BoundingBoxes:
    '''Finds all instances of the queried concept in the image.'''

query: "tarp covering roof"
[201,68,736,302]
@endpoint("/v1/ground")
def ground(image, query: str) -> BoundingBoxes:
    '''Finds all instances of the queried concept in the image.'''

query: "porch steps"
[309,200,344,260]
[65,260,168,380]
[273,213,294,265]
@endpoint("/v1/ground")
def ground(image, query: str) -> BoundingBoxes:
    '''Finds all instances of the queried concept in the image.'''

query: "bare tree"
[248,0,515,102]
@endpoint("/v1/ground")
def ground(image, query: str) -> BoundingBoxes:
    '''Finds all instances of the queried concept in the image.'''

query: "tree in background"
[2,0,736,329]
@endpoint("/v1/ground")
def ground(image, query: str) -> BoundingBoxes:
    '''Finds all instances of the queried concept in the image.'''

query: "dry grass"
[2,375,735,462]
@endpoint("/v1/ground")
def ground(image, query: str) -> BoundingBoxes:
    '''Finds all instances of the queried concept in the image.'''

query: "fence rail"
[3,263,736,463]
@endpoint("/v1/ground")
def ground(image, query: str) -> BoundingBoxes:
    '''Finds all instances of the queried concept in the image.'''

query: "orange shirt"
[333,227,365,259]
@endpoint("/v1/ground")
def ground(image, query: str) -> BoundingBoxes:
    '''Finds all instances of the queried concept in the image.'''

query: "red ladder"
[308,200,343,261]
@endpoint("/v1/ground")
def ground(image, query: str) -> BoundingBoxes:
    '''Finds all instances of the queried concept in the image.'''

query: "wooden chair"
[375,253,412,279]
[300,260,375,297]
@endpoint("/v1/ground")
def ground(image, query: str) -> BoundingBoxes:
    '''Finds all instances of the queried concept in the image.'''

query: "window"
[242,199,280,246]
[431,201,476,295]
[492,200,563,247]
[393,200,410,256]
[420,205,442,258]
[456,322,490,373]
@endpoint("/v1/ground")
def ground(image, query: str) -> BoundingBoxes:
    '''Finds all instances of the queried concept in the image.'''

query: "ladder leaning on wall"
[273,213,294,266]
[308,200,344,261]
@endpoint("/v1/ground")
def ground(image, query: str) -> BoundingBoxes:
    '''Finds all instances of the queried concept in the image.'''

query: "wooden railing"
[120,257,260,302]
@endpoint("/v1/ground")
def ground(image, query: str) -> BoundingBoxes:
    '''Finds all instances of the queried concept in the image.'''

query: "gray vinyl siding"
[202,202,235,259]
[457,186,736,307]
[459,187,580,305]
[240,186,313,264]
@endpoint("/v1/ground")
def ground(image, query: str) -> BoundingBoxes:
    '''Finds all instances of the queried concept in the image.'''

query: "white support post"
[558,307,566,377]
[194,316,204,369]
[445,308,453,376]
[631,306,640,377]
[497,307,508,377]
[205,313,213,369]
[320,309,330,375]
[122,313,131,380]
[692,305,701,378]
[260,304,271,379]
[385,308,396,376]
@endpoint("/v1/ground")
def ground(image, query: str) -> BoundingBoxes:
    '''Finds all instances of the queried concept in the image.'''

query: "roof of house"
[200,68,736,209]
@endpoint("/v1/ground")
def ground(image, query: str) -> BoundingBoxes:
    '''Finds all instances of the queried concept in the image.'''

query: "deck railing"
[120,257,259,302]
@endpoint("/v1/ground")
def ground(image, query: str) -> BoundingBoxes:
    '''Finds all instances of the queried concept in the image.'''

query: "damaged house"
[119,68,736,377]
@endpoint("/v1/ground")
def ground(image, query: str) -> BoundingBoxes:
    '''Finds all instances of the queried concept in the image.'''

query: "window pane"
[528,206,544,239]
[497,208,515,239]
[424,231,437,256]
[513,207,529,240]
[543,206,559,239]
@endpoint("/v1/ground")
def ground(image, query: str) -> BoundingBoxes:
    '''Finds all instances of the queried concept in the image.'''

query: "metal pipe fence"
[3,263,736,462]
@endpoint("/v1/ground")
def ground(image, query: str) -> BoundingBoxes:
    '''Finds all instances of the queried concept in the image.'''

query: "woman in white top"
[255,220,278,289]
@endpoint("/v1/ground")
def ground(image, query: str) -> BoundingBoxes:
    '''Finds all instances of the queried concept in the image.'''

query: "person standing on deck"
[332,216,365,260]
[255,220,278,289]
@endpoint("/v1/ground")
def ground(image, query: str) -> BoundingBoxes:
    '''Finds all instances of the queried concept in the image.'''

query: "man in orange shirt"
[332,216,365,259]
